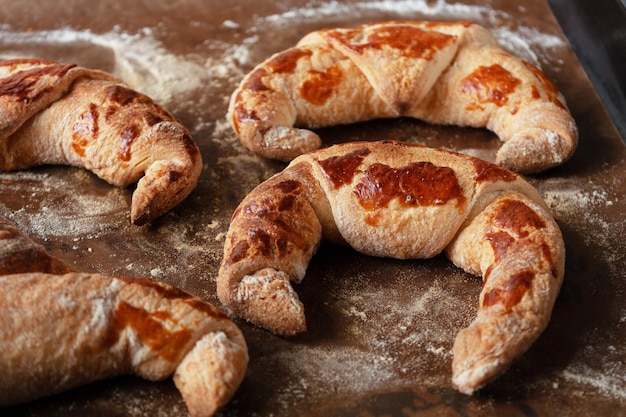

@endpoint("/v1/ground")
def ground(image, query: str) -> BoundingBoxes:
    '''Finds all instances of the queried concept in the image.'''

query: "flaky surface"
[218,140,564,394]
[0,273,248,417]
[229,21,577,173]
[0,218,248,417]
[0,58,202,225]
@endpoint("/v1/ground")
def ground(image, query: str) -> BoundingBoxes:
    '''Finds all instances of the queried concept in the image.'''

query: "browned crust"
[218,140,565,393]
[0,58,202,225]
[228,21,577,173]
[0,217,248,417]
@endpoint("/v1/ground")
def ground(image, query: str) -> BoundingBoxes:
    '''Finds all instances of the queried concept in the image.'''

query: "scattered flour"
[0,0,566,105]
[274,344,397,406]
[561,366,626,400]
[541,176,625,282]
[250,0,566,66]
[0,1,620,413]
[0,26,206,106]
[0,170,126,238]
[0,0,567,165]
[541,178,619,242]
[542,180,614,215]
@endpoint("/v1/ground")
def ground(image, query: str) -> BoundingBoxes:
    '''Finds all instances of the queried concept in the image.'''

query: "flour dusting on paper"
[0,3,617,413]
[0,26,205,106]
[249,0,567,67]
[0,1,566,140]
[0,170,126,238]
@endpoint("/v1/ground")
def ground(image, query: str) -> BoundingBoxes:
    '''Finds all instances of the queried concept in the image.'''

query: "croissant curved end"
[451,314,540,394]
[230,268,306,336]
[130,126,203,225]
[496,125,578,174]
[447,191,565,394]
[245,125,322,162]
[450,322,511,394]
[131,159,200,225]
[452,363,498,395]
[174,331,249,417]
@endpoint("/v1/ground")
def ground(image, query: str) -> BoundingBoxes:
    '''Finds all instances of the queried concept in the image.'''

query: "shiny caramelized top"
[316,142,521,212]
[102,277,228,362]
[329,24,457,60]
[0,59,76,103]
[460,64,521,107]
[481,198,558,312]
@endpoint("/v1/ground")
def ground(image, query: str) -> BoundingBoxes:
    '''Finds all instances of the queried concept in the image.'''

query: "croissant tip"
[451,367,488,396]
[130,203,152,225]
[131,211,150,226]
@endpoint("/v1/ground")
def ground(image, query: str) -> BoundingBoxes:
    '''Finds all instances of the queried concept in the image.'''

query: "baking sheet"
[1,0,625,416]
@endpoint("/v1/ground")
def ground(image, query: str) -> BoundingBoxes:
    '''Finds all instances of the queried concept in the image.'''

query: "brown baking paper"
[1,0,624,415]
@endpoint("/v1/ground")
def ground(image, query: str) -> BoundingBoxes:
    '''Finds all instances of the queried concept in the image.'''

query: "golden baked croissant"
[217,140,565,394]
[0,218,248,417]
[229,21,577,173]
[0,59,202,225]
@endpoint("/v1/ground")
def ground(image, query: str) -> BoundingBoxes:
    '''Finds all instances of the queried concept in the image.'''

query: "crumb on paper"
[222,20,240,29]
[150,267,164,278]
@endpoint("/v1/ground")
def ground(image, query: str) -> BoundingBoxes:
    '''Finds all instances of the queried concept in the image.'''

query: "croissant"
[0,218,248,417]
[228,21,577,173]
[0,59,202,225]
[217,140,565,394]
